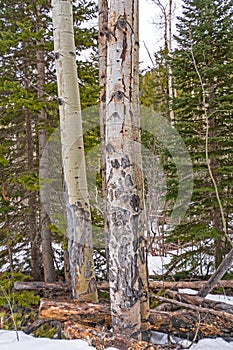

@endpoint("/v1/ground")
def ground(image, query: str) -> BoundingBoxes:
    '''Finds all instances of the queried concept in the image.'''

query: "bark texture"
[98,0,109,276]
[39,299,111,325]
[105,0,149,339]
[36,3,56,282]
[38,297,233,340]
[52,0,98,302]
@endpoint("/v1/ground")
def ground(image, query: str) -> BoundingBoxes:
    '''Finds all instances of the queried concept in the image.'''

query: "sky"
[139,0,183,69]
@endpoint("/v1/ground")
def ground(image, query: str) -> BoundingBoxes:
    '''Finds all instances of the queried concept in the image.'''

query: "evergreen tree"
[168,0,233,272]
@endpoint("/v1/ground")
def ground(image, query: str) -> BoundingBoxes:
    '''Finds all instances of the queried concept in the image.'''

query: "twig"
[0,286,19,341]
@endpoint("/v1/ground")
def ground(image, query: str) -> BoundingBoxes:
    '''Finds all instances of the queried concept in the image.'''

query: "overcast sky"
[139,0,183,69]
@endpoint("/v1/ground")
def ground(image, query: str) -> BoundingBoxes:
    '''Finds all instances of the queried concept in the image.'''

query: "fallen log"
[148,280,233,291]
[167,290,233,314]
[64,320,178,350]
[150,309,233,339]
[152,295,233,321]
[14,279,233,294]
[39,299,111,327]
[197,247,233,298]
[39,298,233,339]
[14,281,72,299]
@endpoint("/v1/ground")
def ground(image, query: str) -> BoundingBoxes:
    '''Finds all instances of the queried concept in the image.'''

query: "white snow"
[148,254,171,275]
[179,288,233,306]
[1,330,233,350]
[189,338,233,349]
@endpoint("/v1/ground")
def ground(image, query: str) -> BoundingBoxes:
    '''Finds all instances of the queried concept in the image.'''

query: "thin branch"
[0,286,19,341]
[143,41,155,67]
[189,30,231,247]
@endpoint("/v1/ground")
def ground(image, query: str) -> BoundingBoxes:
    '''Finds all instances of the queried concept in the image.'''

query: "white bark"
[52,0,98,302]
[98,0,109,274]
[105,0,148,339]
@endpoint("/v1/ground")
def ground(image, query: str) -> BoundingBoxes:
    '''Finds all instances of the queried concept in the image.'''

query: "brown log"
[64,320,177,350]
[152,295,233,321]
[167,290,233,314]
[14,281,70,290]
[14,281,72,299]
[149,280,233,291]
[39,299,111,327]
[14,279,233,294]
[39,298,233,339]
[150,308,233,339]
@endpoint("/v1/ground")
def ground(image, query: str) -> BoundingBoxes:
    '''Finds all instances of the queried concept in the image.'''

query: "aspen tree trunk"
[36,4,56,282]
[52,0,98,302]
[131,0,150,340]
[105,0,149,339]
[98,0,109,275]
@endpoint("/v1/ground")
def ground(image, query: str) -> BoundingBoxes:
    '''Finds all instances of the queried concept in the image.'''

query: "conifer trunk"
[36,4,56,283]
[105,0,149,339]
[23,60,41,280]
[52,0,98,302]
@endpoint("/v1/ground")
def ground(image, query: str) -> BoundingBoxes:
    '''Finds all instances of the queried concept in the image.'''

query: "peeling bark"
[51,0,98,302]
[105,0,149,339]
[98,0,109,276]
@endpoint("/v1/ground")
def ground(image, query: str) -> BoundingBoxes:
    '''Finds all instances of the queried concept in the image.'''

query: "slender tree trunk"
[51,0,98,302]
[25,107,41,280]
[131,0,150,340]
[167,0,175,126]
[36,4,56,282]
[105,0,149,339]
[98,0,109,276]
[209,116,224,267]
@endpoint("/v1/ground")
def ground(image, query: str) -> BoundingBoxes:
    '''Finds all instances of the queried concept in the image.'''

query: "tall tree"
[51,0,98,302]
[168,0,233,271]
[105,0,149,339]
[151,0,175,125]
[36,3,56,282]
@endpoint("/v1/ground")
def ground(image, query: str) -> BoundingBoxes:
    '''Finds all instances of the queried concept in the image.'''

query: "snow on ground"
[0,331,116,350]
[1,330,233,350]
[179,288,233,305]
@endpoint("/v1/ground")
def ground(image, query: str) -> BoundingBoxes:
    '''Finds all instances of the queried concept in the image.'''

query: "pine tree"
[169,0,233,271]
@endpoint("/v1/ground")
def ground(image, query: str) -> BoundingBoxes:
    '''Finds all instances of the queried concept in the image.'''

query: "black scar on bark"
[111,159,120,168]
[125,174,133,187]
[130,194,140,212]
[112,208,130,227]
[121,155,130,168]
[106,143,115,153]
[138,246,145,265]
